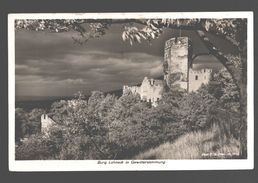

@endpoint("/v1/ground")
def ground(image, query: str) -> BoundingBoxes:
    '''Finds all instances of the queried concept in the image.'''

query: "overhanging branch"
[81,19,241,48]
[195,30,241,85]
[192,53,211,61]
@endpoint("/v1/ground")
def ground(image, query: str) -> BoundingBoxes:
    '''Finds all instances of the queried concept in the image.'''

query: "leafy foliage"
[15,18,246,48]
[121,20,163,45]
[207,68,240,111]
[15,108,45,141]
[16,133,60,160]
[204,19,247,47]
[16,79,242,160]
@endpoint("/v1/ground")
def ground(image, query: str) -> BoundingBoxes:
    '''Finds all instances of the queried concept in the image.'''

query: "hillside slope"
[134,125,240,159]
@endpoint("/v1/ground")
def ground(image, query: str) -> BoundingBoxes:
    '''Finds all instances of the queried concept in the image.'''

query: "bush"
[15,108,45,142]
[105,91,187,159]
[16,134,60,160]
[15,76,241,160]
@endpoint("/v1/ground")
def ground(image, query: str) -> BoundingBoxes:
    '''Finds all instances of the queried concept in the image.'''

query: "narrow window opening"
[195,75,198,80]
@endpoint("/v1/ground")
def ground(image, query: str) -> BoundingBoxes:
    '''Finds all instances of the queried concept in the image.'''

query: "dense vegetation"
[134,124,240,159]
[15,68,241,160]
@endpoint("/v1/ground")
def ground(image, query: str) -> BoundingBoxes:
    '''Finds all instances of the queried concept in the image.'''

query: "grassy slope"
[134,125,240,159]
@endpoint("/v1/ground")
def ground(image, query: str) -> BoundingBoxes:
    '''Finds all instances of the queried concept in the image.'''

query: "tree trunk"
[196,30,247,158]
[238,82,247,158]
[238,42,247,158]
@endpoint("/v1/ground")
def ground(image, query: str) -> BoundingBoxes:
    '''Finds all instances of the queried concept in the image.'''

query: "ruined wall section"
[123,85,141,95]
[41,114,55,134]
[123,77,164,107]
[140,77,163,106]
[188,68,212,92]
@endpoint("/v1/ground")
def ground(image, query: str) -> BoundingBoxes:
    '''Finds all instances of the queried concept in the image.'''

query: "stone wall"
[140,77,164,106]
[123,85,140,95]
[123,77,164,107]
[188,68,212,92]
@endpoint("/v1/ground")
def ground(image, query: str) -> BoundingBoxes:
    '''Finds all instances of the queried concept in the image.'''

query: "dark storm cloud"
[17,51,162,78]
[16,49,163,96]
[15,22,235,97]
[15,26,214,65]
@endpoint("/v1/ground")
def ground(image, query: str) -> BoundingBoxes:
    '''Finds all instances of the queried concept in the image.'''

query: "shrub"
[178,89,218,131]
[16,134,59,160]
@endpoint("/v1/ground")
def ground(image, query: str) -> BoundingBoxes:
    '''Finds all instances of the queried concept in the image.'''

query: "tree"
[15,108,28,141]
[15,18,248,158]
[15,108,46,140]
[49,100,70,124]
[87,91,105,115]
[16,133,60,160]
[51,92,114,159]
[179,88,218,131]
[97,94,117,118]
[28,108,46,133]
[209,68,240,111]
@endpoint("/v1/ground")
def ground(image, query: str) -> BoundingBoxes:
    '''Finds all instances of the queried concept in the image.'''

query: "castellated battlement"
[123,85,140,95]
[41,114,56,134]
[189,68,212,74]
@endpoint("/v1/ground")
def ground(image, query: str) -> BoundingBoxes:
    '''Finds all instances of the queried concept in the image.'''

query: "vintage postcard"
[8,12,254,171]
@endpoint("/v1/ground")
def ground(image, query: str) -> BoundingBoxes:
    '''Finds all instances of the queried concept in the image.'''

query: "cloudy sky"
[15,22,237,97]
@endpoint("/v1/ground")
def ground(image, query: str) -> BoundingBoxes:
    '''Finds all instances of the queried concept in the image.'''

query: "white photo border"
[8,12,254,171]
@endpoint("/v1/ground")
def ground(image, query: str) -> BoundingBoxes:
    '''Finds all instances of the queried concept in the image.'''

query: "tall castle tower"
[164,37,192,91]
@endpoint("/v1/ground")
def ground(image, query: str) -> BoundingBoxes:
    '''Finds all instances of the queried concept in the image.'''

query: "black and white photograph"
[8,12,254,171]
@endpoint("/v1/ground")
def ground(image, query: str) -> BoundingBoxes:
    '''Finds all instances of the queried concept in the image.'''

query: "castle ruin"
[41,114,55,134]
[123,36,212,106]
[123,77,164,107]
